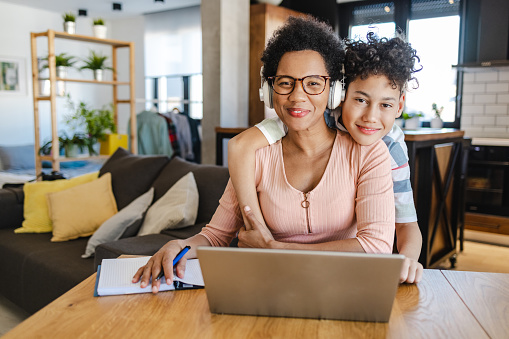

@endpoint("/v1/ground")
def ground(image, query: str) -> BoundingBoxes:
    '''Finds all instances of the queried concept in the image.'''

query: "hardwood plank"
[442,270,509,339]
[385,269,488,339]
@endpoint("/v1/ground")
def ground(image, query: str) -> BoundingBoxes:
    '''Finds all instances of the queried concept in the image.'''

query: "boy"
[228,33,423,283]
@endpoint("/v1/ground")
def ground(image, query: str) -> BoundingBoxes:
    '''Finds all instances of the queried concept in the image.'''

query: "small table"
[4,269,509,338]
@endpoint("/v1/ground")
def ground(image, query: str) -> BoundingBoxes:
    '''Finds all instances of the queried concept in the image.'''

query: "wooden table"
[4,269,509,338]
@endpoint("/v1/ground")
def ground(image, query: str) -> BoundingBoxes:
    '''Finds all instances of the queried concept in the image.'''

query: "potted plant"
[38,132,89,157]
[42,52,77,78]
[62,12,76,34]
[402,112,424,129]
[93,18,107,39]
[431,103,444,128]
[80,50,114,81]
[64,96,117,155]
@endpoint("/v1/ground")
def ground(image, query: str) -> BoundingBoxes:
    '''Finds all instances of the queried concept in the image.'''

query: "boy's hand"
[238,206,275,248]
[399,257,423,284]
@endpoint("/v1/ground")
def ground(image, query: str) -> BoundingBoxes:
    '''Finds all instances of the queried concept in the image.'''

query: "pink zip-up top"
[200,131,395,253]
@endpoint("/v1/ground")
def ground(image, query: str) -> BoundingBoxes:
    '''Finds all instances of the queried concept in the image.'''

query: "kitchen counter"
[404,128,465,141]
[471,138,509,147]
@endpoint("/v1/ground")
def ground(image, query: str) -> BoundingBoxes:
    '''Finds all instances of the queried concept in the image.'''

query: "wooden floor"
[1,240,509,336]
[436,240,509,273]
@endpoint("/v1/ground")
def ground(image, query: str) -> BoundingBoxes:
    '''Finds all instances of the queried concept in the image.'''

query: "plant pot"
[56,66,68,78]
[64,144,79,158]
[93,25,107,39]
[93,69,103,81]
[405,117,421,129]
[430,117,443,129]
[63,21,76,34]
[38,79,50,96]
[38,79,65,96]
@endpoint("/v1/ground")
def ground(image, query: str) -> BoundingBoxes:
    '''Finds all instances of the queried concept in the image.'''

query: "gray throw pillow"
[0,145,35,170]
[82,187,154,258]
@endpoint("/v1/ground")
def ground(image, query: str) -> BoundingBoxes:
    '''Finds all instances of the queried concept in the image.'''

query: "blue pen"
[155,245,191,281]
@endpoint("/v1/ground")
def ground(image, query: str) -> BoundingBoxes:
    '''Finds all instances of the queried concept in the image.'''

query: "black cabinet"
[466,145,509,217]
[461,0,509,63]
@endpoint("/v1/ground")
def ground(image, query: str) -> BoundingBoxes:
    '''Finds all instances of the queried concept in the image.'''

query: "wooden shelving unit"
[30,29,137,176]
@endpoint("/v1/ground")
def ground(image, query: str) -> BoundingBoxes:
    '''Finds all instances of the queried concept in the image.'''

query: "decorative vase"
[63,21,76,34]
[257,0,283,5]
[405,117,421,129]
[93,69,103,81]
[93,25,107,39]
[430,117,443,129]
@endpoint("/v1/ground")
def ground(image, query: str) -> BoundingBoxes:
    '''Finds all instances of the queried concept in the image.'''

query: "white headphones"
[259,66,346,109]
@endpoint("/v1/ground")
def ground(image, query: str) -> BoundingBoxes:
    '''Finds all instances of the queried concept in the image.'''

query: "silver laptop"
[197,247,404,322]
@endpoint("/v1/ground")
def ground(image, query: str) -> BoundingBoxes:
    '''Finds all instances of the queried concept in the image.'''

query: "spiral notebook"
[94,256,204,296]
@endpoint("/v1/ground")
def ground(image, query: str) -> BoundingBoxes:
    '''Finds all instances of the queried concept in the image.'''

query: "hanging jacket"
[128,111,173,157]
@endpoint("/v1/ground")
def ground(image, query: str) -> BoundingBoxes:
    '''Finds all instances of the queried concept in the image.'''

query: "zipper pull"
[301,193,309,208]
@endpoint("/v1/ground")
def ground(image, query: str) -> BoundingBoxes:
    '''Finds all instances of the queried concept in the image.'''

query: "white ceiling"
[0,0,201,19]
[3,0,361,19]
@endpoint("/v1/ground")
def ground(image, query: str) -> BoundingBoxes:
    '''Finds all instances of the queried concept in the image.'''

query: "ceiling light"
[113,3,122,11]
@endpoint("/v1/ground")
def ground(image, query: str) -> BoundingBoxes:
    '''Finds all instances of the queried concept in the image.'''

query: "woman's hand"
[132,240,187,294]
[238,205,276,248]
[399,257,423,284]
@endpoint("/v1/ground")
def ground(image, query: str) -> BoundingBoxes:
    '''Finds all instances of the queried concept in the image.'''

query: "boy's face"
[341,75,404,146]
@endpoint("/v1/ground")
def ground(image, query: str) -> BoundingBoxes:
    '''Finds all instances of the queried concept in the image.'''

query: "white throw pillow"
[137,172,199,236]
[82,187,154,258]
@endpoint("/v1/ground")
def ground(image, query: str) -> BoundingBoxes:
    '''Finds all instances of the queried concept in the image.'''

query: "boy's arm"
[227,127,269,230]
[395,221,423,284]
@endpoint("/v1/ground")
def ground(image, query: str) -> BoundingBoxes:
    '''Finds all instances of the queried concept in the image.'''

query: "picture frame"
[0,56,27,96]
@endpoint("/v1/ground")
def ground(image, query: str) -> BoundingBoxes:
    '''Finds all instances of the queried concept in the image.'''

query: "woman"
[133,16,395,293]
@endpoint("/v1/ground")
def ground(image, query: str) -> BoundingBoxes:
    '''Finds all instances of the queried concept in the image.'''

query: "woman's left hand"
[238,206,276,248]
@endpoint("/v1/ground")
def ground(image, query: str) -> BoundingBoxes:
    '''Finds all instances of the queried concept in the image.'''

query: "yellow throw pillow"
[15,172,99,233]
[47,173,118,242]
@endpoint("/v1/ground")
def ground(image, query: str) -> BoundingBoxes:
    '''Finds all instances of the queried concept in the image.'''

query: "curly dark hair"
[261,16,345,82]
[344,32,421,91]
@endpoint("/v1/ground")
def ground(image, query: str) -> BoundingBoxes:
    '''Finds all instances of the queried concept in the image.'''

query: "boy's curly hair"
[344,32,421,91]
[261,16,345,82]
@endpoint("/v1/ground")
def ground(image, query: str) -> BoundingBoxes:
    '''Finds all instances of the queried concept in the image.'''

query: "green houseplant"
[402,112,424,129]
[64,96,117,155]
[42,52,77,78]
[62,12,76,34]
[431,103,444,128]
[38,132,89,157]
[92,18,107,39]
[80,51,114,81]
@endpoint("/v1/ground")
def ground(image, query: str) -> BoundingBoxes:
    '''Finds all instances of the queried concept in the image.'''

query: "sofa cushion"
[15,172,99,234]
[48,173,118,242]
[0,187,24,229]
[99,147,169,210]
[151,157,229,224]
[0,229,94,314]
[0,144,35,170]
[82,187,154,258]
[138,172,199,236]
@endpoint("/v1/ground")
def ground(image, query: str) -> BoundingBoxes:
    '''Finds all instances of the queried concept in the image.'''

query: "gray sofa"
[0,148,229,314]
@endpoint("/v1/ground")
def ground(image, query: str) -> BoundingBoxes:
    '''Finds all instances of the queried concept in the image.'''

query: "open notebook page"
[97,256,204,296]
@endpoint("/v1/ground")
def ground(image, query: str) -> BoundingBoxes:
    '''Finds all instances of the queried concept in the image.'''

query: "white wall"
[460,69,509,138]
[0,1,145,146]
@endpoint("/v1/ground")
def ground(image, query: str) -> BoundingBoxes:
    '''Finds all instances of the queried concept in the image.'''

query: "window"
[405,15,460,122]
[340,0,462,127]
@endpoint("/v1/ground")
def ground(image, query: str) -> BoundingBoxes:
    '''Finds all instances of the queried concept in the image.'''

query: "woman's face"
[272,50,330,133]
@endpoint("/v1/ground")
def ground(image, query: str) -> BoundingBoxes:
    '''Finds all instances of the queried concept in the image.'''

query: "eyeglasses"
[268,75,330,95]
